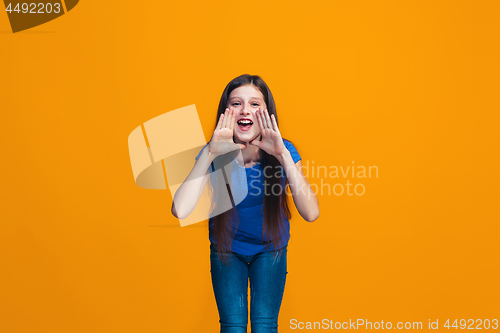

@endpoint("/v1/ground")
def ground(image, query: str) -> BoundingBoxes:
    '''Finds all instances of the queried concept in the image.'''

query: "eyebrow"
[229,96,263,101]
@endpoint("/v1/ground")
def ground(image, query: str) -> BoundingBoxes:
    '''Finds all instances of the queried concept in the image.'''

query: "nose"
[240,104,252,116]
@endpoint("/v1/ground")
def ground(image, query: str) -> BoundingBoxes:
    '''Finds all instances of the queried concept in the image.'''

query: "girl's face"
[228,84,267,144]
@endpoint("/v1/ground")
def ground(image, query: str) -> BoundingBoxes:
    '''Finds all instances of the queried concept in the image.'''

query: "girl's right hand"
[208,107,247,157]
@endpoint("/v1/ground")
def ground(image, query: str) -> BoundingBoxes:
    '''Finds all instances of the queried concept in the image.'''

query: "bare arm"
[171,108,246,219]
[171,145,215,219]
[276,153,319,222]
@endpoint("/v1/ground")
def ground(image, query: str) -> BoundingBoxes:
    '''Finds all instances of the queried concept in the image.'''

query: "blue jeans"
[210,243,288,333]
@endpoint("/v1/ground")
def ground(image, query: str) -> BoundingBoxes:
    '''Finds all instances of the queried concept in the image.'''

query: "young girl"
[171,74,319,333]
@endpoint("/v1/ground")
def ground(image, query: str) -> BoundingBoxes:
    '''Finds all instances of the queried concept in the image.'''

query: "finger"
[229,108,236,131]
[236,143,247,150]
[222,108,230,128]
[264,109,272,129]
[261,109,269,129]
[222,108,231,128]
[271,113,279,132]
[256,109,266,130]
[216,113,224,130]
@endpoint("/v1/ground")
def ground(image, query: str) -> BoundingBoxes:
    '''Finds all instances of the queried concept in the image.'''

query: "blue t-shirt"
[195,138,302,255]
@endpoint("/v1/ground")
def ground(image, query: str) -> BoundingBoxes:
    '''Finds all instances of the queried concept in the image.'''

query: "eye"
[252,103,260,106]
[232,102,240,106]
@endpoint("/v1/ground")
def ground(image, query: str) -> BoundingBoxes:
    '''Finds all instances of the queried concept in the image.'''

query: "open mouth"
[237,119,253,131]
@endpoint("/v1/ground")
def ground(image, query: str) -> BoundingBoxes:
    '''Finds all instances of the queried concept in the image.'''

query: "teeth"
[238,120,253,125]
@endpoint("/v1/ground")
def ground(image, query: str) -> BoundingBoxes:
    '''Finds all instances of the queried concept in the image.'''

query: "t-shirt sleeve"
[283,139,302,164]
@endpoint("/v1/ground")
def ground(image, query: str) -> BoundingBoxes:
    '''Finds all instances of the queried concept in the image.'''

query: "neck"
[234,135,262,166]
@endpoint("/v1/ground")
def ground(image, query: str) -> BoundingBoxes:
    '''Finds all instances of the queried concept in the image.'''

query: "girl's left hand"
[249,109,287,157]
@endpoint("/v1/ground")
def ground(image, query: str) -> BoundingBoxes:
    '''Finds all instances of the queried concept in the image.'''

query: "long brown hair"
[209,74,291,265]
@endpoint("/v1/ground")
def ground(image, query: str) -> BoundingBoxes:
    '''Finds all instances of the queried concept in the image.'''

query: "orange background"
[1,1,499,332]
